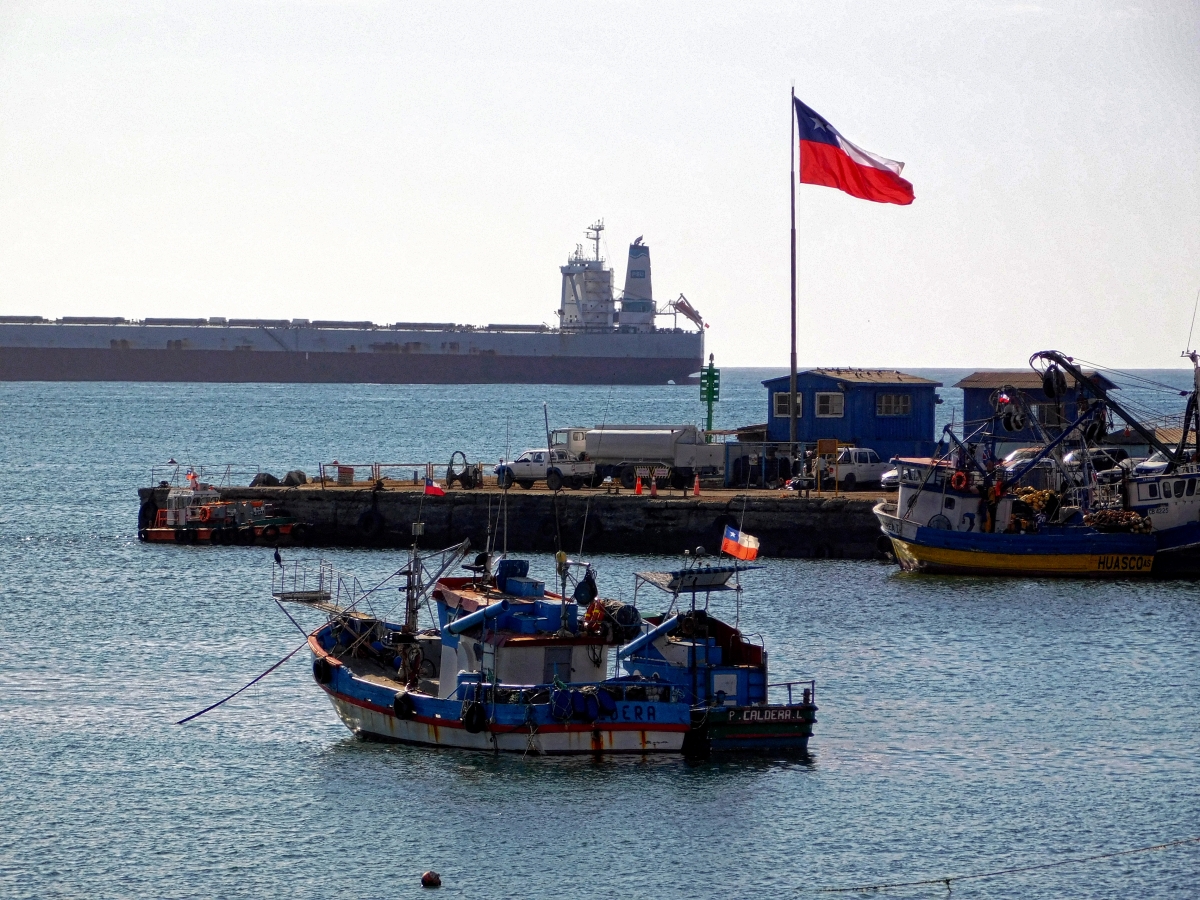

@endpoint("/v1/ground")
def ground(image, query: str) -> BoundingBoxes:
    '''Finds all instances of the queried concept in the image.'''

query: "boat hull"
[313,638,689,755]
[323,688,687,755]
[876,503,1156,577]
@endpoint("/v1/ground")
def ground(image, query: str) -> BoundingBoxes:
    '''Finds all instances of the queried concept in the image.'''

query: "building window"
[815,392,844,418]
[773,393,802,418]
[876,393,911,416]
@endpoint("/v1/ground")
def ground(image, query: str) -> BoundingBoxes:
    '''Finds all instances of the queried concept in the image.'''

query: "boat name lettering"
[732,707,809,722]
[620,704,655,722]
[1096,555,1153,572]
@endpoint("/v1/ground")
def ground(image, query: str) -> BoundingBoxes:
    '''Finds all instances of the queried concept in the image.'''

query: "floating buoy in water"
[421,870,441,888]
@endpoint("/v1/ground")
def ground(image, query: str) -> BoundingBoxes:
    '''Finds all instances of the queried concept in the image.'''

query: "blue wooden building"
[954,370,1117,449]
[763,368,942,459]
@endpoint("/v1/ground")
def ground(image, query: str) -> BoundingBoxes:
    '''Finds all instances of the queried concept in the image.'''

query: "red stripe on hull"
[0,346,702,385]
[799,139,914,205]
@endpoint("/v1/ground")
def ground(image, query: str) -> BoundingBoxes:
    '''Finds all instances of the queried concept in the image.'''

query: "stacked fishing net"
[1083,509,1153,533]
[1015,487,1058,512]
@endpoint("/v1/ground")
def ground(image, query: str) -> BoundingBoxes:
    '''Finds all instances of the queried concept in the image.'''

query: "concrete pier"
[137,482,890,559]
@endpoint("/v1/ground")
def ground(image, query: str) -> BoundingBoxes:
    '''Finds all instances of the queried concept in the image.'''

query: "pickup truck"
[495,449,596,491]
[830,447,891,490]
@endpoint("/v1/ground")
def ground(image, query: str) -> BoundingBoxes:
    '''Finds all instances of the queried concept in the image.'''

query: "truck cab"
[832,447,890,490]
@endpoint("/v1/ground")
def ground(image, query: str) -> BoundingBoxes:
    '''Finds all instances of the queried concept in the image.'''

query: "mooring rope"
[175,641,308,725]
[814,834,1200,894]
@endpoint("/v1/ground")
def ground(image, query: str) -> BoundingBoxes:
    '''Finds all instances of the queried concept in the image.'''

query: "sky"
[1,1,1198,369]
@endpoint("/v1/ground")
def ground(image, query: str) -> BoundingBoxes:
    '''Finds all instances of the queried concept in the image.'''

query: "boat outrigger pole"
[1030,350,1184,468]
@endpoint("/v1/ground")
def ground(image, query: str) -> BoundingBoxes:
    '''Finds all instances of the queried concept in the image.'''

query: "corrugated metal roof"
[763,368,941,387]
[953,370,1117,390]
[1156,427,1184,445]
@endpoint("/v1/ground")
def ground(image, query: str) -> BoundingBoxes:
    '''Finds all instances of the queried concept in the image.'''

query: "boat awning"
[635,565,760,593]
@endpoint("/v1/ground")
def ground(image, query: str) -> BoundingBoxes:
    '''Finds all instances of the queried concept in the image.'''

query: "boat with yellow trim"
[874,350,1200,578]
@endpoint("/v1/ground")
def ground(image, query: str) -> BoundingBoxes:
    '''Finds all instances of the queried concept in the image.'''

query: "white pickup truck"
[830,447,891,490]
[495,449,596,491]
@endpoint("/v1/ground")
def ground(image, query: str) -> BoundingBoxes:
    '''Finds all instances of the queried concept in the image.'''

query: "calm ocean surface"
[1,368,1198,898]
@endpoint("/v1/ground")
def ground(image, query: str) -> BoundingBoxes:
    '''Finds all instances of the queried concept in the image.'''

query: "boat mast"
[1031,351,1183,465]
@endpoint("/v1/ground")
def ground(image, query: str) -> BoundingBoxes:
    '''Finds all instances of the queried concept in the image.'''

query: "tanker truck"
[550,424,725,490]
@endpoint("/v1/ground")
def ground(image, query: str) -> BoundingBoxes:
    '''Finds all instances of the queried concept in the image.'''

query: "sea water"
[0,370,1197,898]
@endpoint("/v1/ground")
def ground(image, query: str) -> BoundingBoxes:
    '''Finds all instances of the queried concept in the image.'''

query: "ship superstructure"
[0,223,704,385]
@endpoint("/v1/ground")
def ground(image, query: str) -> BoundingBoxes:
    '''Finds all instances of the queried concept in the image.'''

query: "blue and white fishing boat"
[875,350,1200,577]
[287,540,817,755]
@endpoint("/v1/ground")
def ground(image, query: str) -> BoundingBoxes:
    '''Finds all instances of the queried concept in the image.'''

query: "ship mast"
[587,219,604,261]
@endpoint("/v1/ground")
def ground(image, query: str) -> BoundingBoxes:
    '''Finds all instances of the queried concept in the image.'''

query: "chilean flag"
[721,525,760,561]
[795,97,914,205]
[424,477,445,497]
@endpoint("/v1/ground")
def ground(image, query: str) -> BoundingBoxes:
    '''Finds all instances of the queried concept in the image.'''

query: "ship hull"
[0,323,703,385]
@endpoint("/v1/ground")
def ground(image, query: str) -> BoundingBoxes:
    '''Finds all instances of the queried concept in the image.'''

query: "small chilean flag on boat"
[424,477,445,497]
[795,97,914,205]
[721,525,760,561]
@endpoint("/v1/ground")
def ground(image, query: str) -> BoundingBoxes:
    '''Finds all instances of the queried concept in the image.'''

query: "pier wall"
[139,486,887,559]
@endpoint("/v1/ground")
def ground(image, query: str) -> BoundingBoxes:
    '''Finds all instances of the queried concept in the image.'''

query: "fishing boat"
[300,546,692,754]
[139,470,304,545]
[293,542,817,755]
[875,350,1200,577]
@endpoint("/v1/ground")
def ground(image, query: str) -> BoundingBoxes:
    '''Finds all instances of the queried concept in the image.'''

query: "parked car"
[1061,447,1136,485]
[1133,449,1195,477]
[1000,446,1044,478]
[880,467,899,491]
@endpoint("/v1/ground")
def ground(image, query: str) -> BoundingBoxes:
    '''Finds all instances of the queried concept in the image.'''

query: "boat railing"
[458,677,683,705]
[767,679,817,706]
[272,558,335,604]
[316,461,466,486]
[149,462,262,488]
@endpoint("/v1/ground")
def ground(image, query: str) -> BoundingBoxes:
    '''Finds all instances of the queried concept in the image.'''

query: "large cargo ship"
[0,223,705,385]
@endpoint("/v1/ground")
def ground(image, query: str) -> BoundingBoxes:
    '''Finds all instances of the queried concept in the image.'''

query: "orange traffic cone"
[650,477,658,497]
[635,476,643,495]
[692,474,701,496]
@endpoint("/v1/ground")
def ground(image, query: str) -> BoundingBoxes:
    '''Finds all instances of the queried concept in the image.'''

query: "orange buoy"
[421,871,441,888]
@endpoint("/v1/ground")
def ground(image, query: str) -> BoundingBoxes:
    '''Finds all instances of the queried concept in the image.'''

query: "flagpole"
[789,87,798,455]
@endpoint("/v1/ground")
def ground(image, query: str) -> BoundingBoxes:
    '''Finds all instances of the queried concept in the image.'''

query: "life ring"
[951,471,968,491]
[198,506,212,522]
